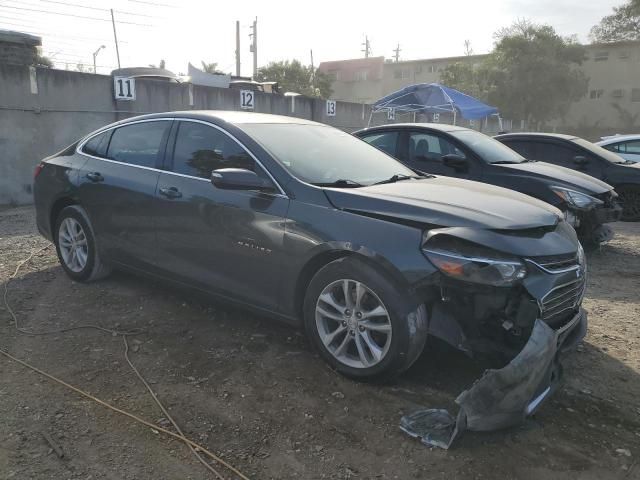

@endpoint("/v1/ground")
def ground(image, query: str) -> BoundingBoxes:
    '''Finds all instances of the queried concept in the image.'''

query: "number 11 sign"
[113,76,136,101]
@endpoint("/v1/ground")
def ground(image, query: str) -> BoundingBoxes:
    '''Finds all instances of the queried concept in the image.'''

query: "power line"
[0,5,153,26]
[0,20,128,44]
[36,0,165,19]
[128,0,178,7]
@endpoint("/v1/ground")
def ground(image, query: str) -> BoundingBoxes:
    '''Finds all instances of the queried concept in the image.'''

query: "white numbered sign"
[240,90,254,109]
[113,76,135,101]
[326,100,336,117]
[432,112,440,122]
[387,108,395,120]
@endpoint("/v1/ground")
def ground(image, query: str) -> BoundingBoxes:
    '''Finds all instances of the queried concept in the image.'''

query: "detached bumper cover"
[401,309,587,449]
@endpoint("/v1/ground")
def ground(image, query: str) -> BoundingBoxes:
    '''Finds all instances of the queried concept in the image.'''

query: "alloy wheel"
[315,279,392,369]
[58,217,89,272]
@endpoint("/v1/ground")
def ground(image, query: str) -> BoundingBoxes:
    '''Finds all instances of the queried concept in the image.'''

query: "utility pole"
[393,43,401,62]
[361,35,371,58]
[235,20,241,76]
[110,9,121,69]
[310,49,315,91]
[249,17,257,79]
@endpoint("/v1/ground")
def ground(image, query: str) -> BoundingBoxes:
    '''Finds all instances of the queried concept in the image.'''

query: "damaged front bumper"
[401,308,587,449]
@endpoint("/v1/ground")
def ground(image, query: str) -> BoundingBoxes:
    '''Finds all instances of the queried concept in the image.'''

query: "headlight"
[551,186,603,209]
[423,236,527,287]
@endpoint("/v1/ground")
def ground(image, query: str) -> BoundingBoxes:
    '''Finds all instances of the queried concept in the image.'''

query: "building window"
[594,51,609,61]
[611,89,624,98]
[589,89,604,99]
[354,69,369,81]
[632,89,640,102]
[427,64,436,73]
[327,69,339,81]
[394,68,409,79]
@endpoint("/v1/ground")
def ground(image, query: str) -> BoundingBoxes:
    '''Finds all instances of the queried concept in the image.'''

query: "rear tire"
[618,185,640,221]
[54,205,111,282]
[303,256,428,381]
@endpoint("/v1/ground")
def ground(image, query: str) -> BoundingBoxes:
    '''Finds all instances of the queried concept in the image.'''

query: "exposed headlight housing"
[422,235,527,287]
[551,186,603,210]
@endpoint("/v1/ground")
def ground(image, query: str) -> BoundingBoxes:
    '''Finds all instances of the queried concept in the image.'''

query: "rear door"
[77,119,172,269]
[153,119,289,311]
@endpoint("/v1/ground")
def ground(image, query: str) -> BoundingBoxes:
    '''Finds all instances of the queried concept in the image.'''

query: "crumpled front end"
[402,222,589,448]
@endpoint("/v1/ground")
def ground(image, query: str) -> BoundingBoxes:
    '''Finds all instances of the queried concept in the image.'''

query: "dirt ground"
[1,205,639,480]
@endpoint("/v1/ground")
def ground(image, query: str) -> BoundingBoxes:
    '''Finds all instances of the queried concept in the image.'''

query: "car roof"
[116,110,324,126]
[494,132,579,141]
[596,134,640,145]
[355,122,468,134]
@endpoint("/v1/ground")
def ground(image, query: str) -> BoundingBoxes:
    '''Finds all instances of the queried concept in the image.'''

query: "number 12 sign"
[113,76,136,101]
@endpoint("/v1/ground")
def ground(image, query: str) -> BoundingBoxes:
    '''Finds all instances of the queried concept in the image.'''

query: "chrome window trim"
[76,116,288,198]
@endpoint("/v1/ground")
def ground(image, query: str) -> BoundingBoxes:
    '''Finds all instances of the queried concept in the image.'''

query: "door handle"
[86,172,104,182]
[159,186,182,199]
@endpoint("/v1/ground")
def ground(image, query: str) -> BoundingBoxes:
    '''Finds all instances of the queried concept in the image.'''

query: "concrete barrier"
[0,64,392,205]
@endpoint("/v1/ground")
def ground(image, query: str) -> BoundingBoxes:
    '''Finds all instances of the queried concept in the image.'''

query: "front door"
[153,120,289,311]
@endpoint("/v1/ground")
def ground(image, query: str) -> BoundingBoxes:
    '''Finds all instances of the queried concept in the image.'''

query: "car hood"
[495,161,612,194]
[323,177,561,230]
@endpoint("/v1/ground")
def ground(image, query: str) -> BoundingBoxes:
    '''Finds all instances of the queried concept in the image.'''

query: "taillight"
[34,162,45,179]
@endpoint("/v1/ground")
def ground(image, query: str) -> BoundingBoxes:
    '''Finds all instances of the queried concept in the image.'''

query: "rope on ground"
[1,245,250,480]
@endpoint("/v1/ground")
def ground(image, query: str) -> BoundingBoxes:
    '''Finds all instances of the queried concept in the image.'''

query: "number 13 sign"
[113,76,136,101]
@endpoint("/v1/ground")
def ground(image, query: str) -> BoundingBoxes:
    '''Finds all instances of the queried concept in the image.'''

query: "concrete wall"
[0,64,389,205]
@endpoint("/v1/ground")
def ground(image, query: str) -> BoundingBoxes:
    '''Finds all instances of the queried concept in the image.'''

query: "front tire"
[618,185,640,221]
[54,205,111,282]
[303,257,428,381]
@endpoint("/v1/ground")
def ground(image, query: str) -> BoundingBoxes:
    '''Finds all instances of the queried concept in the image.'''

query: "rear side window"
[106,121,170,168]
[615,140,640,154]
[360,131,399,157]
[172,121,256,179]
[82,130,112,158]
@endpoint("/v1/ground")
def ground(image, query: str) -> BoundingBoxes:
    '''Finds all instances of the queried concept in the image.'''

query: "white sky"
[0,0,622,75]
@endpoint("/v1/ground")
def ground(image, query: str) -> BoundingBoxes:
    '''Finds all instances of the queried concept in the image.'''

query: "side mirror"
[211,168,273,191]
[442,154,469,172]
[573,155,589,166]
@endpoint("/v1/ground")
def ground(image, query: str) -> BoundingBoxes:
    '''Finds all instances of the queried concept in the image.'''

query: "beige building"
[319,40,640,138]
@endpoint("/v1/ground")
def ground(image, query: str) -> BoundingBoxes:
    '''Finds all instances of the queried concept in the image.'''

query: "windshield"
[450,130,526,164]
[572,137,628,164]
[241,123,416,185]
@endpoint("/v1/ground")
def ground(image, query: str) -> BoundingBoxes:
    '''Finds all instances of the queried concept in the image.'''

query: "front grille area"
[540,277,585,322]
[529,252,578,272]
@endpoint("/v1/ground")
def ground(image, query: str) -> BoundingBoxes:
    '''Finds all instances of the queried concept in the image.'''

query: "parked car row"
[355,124,625,246]
[35,111,592,421]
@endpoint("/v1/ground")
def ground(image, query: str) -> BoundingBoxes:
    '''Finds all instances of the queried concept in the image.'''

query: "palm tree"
[200,61,226,75]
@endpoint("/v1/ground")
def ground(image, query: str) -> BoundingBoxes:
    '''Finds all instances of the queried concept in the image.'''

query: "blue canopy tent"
[370,83,499,126]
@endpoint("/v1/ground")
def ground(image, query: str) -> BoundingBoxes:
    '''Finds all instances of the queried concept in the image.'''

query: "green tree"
[440,61,492,101]
[590,0,640,42]
[200,61,226,75]
[442,21,588,129]
[34,54,53,68]
[256,59,333,98]
[488,20,588,129]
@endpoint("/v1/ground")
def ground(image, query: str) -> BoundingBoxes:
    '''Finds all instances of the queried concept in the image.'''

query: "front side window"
[82,130,112,158]
[360,131,399,157]
[107,121,170,168]
[241,123,415,186]
[620,140,640,154]
[172,122,256,179]
[408,132,458,161]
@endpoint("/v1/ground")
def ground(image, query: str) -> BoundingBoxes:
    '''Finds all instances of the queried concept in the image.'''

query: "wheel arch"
[293,245,410,320]
[49,196,79,237]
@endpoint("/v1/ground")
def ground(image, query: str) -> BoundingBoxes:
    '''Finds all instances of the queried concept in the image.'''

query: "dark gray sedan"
[34,111,586,391]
